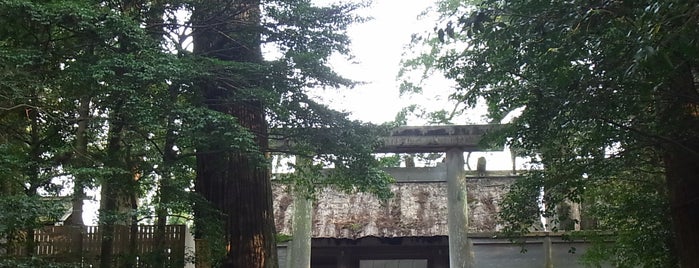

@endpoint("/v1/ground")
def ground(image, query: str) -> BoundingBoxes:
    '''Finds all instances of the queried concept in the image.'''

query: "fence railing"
[4,225,187,267]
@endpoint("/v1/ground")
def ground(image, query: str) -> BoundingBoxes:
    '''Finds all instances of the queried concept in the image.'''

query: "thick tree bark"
[226,102,276,267]
[661,62,699,268]
[195,101,277,268]
[664,147,699,268]
[193,0,278,267]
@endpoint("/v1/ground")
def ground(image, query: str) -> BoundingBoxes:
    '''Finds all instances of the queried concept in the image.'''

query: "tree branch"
[600,117,699,157]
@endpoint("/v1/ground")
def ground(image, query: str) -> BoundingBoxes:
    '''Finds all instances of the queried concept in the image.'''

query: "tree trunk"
[99,103,133,268]
[196,101,278,268]
[69,96,90,226]
[224,110,277,268]
[126,191,139,267]
[192,1,278,267]
[661,62,699,268]
[664,147,699,268]
[143,3,176,266]
[24,94,41,257]
[154,84,179,268]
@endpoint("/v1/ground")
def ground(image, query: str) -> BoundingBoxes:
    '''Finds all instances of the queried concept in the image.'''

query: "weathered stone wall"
[273,168,518,239]
[466,176,517,232]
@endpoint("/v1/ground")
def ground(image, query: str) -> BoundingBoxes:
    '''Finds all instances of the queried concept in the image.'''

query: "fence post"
[195,238,211,268]
[71,226,83,261]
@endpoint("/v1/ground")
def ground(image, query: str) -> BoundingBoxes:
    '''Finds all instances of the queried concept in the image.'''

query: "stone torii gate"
[377,125,501,268]
[284,124,503,268]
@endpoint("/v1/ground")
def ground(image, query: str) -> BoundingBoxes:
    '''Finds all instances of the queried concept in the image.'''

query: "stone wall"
[272,167,518,239]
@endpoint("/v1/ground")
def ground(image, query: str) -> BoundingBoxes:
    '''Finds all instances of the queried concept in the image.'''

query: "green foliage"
[0,195,65,236]
[575,174,674,267]
[0,0,392,266]
[1,0,203,264]
[273,122,395,200]
[275,233,293,243]
[190,195,228,267]
[404,0,699,266]
[263,0,366,88]
[376,154,401,168]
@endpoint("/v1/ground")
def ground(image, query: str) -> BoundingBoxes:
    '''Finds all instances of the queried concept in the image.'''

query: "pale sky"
[316,0,494,126]
[320,0,519,171]
[318,0,453,124]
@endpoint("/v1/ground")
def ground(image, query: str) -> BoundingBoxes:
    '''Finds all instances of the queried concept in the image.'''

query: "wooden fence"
[6,225,187,267]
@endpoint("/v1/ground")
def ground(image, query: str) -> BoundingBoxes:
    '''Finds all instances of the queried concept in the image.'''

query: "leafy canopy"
[402,0,699,266]
[0,0,393,265]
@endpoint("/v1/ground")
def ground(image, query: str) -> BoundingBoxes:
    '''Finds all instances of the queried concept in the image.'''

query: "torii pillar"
[287,157,313,268]
[446,148,474,267]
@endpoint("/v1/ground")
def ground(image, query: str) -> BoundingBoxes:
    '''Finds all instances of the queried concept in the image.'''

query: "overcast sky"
[317,0,495,126]
[317,0,444,124]
[323,0,518,168]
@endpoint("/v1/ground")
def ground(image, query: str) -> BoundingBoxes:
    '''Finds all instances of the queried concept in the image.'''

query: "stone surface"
[377,125,503,153]
[269,124,504,154]
[272,169,517,239]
